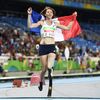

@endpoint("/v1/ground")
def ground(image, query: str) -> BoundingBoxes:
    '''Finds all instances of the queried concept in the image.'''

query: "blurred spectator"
[80,48,89,72]
[96,60,100,71]
[86,58,93,73]
[0,63,6,77]
[64,44,70,73]
[64,44,70,61]
[28,58,34,71]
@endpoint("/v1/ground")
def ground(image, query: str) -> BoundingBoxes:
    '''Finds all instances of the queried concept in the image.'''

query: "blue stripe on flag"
[30,10,42,35]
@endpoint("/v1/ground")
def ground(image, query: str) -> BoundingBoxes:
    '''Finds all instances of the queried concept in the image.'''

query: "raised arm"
[56,21,74,30]
[27,7,42,28]
[56,11,77,30]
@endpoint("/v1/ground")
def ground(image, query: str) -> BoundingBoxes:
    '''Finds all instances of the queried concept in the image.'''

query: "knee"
[41,68,47,74]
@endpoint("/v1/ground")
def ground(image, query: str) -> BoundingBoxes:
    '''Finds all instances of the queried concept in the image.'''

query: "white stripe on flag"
[54,28,64,42]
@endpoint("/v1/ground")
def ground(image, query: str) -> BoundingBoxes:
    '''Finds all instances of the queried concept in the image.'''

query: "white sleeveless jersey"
[40,21,56,38]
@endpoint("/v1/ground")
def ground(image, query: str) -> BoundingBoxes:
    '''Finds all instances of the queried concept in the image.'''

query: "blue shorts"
[39,44,56,56]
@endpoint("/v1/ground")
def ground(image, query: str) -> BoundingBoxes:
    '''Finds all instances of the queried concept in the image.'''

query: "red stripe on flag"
[58,15,82,40]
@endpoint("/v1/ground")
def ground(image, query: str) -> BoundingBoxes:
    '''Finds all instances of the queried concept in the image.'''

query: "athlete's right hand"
[27,7,32,15]
[72,11,77,16]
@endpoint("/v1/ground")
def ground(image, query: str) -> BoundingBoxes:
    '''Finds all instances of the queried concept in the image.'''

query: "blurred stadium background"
[0,0,100,76]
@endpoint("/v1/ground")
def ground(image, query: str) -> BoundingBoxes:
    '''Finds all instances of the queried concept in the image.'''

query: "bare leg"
[38,55,48,91]
[48,53,56,75]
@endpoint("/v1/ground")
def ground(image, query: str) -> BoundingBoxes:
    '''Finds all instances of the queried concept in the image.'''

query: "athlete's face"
[45,9,54,19]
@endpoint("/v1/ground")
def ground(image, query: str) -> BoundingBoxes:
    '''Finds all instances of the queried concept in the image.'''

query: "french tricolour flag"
[30,10,82,42]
